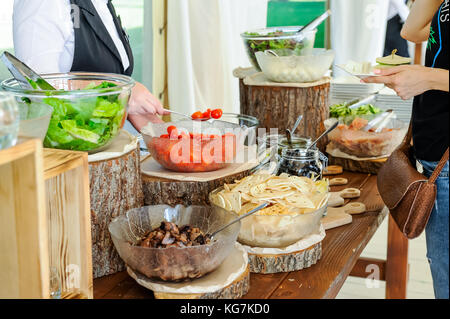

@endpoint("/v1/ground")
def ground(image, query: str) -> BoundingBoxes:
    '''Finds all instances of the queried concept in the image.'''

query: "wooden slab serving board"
[322,202,367,230]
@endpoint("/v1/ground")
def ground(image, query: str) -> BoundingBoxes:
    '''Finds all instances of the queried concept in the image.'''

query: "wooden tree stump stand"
[327,154,387,175]
[247,242,322,274]
[89,131,144,278]
[141,165,253,207]
[235,68,331,151]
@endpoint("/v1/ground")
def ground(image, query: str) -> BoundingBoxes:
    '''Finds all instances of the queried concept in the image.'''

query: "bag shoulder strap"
[429,148,449,184]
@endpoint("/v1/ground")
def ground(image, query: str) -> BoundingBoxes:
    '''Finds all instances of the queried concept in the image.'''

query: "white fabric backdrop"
[167,0,268,115]
[330,0,389,77]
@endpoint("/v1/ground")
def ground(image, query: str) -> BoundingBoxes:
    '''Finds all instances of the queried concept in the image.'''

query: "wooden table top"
[93,171,387,299]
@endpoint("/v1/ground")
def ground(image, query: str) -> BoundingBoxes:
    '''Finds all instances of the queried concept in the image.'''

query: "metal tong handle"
[298,9,331,35]
[348,94,377,110]
[1,51,55,90]
[362,109,394,132]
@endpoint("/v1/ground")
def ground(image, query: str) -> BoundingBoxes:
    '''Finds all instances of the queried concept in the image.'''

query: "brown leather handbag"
[377,122,449,239]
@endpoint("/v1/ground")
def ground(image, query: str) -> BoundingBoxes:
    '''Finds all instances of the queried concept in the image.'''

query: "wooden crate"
[43,148,93,299]
[0,139,50,299]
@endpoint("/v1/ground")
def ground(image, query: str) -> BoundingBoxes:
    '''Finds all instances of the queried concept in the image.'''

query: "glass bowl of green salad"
[1,72,135,153]
[241,26,317,71]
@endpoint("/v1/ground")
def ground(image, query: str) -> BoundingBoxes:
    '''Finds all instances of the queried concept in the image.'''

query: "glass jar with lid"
[258,133,312,163]
[277,147,325,179]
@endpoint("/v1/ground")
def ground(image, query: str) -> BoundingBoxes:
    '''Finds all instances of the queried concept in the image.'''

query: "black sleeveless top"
[69,0,134,76]
[412,1,449,161]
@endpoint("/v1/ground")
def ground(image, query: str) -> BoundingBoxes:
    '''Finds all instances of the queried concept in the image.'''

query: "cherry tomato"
[191,111,204,120]
[178,131,189,139]
[167,125,178,136]
[202,108,212,119]
[211,109,223,119]
[160,134,170,139]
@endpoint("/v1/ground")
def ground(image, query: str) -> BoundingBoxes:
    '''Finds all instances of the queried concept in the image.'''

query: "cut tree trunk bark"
[247,242,322,274]
[89,145,144,279]
[327,154,387,174]
[142,170,252,207]
[239,77,331,151]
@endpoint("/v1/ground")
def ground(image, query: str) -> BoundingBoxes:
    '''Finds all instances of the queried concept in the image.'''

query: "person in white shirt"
[13,0,167,131]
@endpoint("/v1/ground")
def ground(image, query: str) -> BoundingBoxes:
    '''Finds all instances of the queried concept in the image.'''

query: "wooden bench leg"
[385,214,409,299]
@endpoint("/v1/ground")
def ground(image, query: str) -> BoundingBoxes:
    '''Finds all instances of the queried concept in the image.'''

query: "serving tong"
[265,9,331,58]
[296,10,332,39]
[362,109,394,132]
[0,51,56,90]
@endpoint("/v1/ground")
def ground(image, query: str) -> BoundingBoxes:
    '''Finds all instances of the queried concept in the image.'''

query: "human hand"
[127,82,169,131]
[362,65,434,100]
[128,82,170,116]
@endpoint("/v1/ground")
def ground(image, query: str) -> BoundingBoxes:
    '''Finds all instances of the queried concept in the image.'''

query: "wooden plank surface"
[0,139,50,299]
[43,148,93,299]
[43,148,87,180]
[93,172,386,299]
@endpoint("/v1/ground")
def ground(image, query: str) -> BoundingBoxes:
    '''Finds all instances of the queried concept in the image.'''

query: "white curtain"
[167,0,268,115]
[330,0,389,77]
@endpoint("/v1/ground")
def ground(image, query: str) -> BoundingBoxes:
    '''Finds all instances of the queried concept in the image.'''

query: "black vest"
[69,0,134,76]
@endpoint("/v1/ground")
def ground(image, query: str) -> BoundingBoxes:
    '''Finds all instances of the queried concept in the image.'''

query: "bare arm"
[362,65,449,100]
[401,0,443,43]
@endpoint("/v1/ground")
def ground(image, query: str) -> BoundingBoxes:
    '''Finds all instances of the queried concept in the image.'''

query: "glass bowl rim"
[258,48,335,59]
[241,26,318,40]
[220,113,260,128]
[140,118,249,136]
[108,205,241,252]
[1,72,136,98]
[209,187,328,217]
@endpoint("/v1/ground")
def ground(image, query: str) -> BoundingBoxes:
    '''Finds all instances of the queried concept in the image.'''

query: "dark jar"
[277,147,325,179]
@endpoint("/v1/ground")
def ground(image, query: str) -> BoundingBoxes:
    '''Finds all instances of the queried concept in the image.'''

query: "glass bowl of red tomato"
[141,119,249,173]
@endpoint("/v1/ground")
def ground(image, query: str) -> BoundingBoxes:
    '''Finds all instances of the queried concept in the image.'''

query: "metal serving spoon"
[306,121,339,151]
[163,108,192,120]
[210,203,269,240]
[286,115,304,147]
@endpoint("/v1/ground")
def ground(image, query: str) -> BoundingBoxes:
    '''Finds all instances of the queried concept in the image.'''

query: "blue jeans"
[419,159,449,299]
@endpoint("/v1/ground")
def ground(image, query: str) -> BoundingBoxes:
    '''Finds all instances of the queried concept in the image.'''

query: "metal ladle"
[210,203,269,240]
[286,115,304,147]
[306,121,339,151]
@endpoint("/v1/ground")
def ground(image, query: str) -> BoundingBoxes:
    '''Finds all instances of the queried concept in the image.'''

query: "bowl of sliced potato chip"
[209,173,329,248]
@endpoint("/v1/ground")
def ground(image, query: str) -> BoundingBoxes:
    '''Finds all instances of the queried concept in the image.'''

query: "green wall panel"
[267,1,327,48]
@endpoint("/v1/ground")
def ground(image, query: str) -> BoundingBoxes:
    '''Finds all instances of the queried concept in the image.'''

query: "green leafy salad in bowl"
[241,26,317,71]
[2,73,135,153]
[330,102,382,123]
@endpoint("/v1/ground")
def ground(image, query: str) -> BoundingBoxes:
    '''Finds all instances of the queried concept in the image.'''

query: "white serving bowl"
[256,48,335,83]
